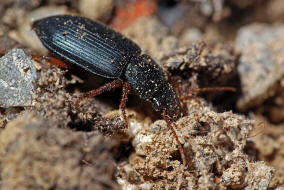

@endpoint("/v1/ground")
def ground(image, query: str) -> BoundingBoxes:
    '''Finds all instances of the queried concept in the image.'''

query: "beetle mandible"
[32,15,186,165]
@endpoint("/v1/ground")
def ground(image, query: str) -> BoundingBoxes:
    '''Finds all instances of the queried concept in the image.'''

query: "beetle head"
[151,83,182,121]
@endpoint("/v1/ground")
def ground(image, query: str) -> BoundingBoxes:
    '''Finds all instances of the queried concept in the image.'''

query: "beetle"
[32,15,186,165]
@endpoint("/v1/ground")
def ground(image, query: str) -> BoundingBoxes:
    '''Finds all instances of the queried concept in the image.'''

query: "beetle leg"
[74,79,123,106]
[179,94,202,105]
[189,87,236,94]
[180,86,236,103]
[162,110,188,166]
[119,82,131,128]
[0,49,6,56]
[32,55,70,68]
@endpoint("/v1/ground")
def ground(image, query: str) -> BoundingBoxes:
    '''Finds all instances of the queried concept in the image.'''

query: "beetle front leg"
[162,110,188,166]
[119,82,131,128]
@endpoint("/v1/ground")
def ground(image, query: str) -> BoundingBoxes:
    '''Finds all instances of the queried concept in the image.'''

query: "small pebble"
[0,49,37,108]
[236,24,284,111]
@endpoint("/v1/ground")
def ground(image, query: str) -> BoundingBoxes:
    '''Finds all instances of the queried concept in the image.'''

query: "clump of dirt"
[0,113,119,190]
[33,63,127,137]
[117,99,273,189]
[33,64,74,128]
[162,42,238,87]
[249,116,284,188]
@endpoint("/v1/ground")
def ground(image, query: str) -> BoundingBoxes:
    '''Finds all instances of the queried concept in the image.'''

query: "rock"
[0,49,37,108]
[236,24,284,111]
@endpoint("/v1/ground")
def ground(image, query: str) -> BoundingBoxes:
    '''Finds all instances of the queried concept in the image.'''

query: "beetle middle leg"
[74,79,123,106]
[74,79,131,127]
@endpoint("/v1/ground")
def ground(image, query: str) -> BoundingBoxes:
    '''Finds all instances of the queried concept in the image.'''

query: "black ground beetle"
[32,15,186,165]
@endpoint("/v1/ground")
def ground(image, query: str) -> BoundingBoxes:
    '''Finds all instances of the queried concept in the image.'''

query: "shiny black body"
[33,15,181,120]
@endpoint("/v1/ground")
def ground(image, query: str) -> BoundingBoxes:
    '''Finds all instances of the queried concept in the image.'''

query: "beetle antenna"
[162,110,187,166]
[32,55,70,68]
[180,86,236,101]
[120,82,131,128]
[189,87,236,93]
[74,79,123,106]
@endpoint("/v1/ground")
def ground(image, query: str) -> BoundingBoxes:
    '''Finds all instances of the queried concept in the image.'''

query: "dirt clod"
[0,113,119,190]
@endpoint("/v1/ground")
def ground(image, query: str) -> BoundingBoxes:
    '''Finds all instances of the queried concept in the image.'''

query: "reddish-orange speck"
[111,0,157,31]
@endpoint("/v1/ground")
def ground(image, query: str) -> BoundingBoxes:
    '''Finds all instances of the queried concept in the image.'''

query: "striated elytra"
[32,15,182,120]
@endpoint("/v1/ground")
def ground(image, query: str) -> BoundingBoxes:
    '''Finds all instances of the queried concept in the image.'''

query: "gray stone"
[0,49,37,108]
[236,24,284,110]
